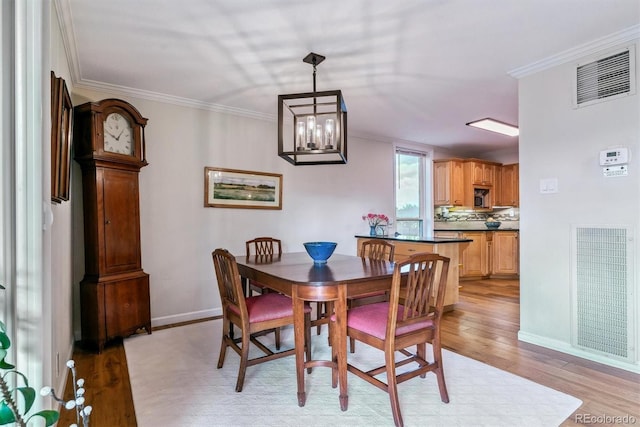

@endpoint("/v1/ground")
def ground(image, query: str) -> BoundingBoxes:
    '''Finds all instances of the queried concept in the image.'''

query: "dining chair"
[244,237,285,346]
[212,248,312,392]
[347,239,395,352]
[345,252,451,427]
[245,237,282,297]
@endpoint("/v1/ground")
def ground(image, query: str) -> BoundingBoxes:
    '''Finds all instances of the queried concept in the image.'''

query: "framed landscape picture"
[204,167,282,209]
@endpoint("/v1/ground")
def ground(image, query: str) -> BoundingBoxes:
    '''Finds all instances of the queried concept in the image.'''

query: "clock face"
[103,112,133,155]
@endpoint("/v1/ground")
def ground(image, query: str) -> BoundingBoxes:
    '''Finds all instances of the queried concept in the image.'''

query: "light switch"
[539,178,558,194]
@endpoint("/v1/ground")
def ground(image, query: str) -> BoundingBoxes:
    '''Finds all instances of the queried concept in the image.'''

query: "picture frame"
[51,71,73,203]
[204,167,282,210]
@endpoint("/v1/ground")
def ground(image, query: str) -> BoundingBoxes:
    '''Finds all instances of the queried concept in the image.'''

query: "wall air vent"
[574,46,636,108]
[571,226,635,363]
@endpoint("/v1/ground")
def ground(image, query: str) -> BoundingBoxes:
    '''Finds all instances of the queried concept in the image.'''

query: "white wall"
[50,2,76,393]
[518,41,640,372]
[69,87,427,328]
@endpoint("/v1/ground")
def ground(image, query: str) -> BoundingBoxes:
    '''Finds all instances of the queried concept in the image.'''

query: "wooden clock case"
[74,98,151,352]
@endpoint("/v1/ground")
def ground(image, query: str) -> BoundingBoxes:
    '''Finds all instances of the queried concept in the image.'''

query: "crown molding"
[54,0,82,84]
[509,24,640,78]
[73,79,276,121]
[54,0,274,122]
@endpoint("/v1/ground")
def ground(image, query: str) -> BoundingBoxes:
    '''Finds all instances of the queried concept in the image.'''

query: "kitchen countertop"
[434,227,519,232]
[434,220,519,232]
[355,234,472,244]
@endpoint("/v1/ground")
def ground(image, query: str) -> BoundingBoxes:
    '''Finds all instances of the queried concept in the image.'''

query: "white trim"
[518,330,640,374]
[0,0,15,364]
[53,0,81,83]
[151,308,222,328]
[54,0,275,122]
[509,24,640,79]
[392,143,434,236]
[13,0,48,404]
[74,79,276,122]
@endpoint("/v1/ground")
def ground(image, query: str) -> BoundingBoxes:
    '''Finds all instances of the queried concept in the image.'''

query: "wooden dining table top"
[235,252,397,296]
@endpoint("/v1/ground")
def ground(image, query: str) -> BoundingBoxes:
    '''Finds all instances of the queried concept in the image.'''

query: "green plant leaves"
[16,386,35,414]
[28,409,60,426]
[0,402,16,425]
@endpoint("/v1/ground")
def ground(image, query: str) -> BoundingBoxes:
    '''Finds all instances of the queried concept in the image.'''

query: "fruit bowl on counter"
[484,218,501,229]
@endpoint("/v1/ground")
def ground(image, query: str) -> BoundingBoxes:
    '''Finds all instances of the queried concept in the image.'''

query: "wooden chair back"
[212,247,312,392]
[345,251,451,426]
[389,252,450,339]
[246,237,282,257]
[212,248,247,320]
[359,239,395,261]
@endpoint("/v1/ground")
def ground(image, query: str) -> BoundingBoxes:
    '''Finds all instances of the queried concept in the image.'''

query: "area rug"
[124,320,581,427]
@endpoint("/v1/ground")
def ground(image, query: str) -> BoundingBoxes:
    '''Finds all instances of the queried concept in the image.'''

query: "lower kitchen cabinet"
[460,231,490,278]
[491,230,519,276]
[434,230,519,280]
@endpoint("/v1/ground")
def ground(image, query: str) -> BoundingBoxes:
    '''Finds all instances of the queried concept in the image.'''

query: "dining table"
[235,252,396,411]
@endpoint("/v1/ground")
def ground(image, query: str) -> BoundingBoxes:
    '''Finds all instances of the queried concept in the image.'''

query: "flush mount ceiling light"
[466,118,519,137]
[278,52,347,165]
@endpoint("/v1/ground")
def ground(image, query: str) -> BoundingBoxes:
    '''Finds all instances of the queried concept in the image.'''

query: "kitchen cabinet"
[493,167,503,206]
[491,231,519,276]
[500,163,519,207]
[435,230,520,279]
[459,231,490,278]
[462,160,500,209]
[356,237,463,309]
[433,159,464,206]
[433,158,510,210]
[465,160,497,186]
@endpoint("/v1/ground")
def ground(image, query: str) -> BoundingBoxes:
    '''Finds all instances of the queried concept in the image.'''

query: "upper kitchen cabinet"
[433,159,465,206]
[462,159,500,209]
[433,158,517,209]
[464,159,499,186]
[499,163,519,207]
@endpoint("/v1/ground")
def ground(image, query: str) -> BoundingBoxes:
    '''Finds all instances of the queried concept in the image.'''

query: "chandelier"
[278,52,347,165]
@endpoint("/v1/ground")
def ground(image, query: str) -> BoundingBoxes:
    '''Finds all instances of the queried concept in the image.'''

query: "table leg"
[335,284,348,411]
[292,286,307,407]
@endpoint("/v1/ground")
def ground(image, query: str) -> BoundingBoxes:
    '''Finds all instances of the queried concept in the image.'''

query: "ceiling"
[57,0,640,157]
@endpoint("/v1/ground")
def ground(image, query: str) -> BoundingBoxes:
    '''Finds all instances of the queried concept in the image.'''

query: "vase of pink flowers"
[362,213,389,236]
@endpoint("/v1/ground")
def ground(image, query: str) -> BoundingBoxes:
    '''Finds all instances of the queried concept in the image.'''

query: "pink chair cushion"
[346,302,433,340]
[229,293,311,323]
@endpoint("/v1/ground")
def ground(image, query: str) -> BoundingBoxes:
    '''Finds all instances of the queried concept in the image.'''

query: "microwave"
[474,188,490,208]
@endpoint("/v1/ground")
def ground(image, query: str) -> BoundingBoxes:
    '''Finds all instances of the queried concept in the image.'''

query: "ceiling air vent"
[574,46,636,108]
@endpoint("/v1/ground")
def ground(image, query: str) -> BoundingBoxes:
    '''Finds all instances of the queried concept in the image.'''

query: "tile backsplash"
[435,207,520,223]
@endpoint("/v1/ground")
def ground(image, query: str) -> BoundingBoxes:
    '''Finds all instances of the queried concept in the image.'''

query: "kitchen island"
[355,234,471,310]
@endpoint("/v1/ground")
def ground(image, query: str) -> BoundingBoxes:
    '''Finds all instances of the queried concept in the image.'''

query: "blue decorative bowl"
[485,221,501,229]
[303,242,337,264]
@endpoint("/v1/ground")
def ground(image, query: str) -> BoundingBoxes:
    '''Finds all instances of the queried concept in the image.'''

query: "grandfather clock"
[74,98,151,352]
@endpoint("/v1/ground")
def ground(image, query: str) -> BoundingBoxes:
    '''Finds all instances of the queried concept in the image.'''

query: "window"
[394,148,432,237]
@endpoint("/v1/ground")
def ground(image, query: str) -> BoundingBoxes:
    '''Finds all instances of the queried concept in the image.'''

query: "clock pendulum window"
[73,98,151,353]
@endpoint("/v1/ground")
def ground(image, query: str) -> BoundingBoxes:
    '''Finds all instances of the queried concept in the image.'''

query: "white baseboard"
[518,330,640,374]
[54,341,75,401]
[151,308,222,328]
[73,309,222,342]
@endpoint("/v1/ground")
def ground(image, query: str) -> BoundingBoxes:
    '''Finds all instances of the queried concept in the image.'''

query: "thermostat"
[600,147,628,166]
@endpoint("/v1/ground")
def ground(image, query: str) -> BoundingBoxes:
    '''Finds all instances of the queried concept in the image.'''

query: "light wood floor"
[58,278,640,426]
